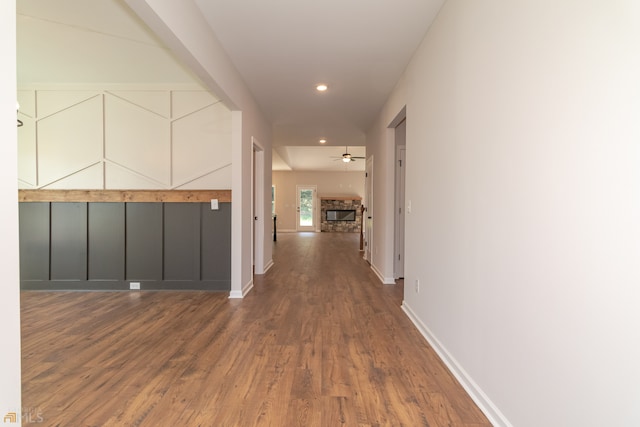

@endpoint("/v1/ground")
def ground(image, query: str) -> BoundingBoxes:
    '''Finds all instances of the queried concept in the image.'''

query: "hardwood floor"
[21,232,491,426]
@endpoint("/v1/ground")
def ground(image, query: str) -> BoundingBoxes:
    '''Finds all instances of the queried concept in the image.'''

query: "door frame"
[364,156,374,262]
[296,185,317,232]
[251,137,265,274]
[389,107,407,280]
[394,143,406,279]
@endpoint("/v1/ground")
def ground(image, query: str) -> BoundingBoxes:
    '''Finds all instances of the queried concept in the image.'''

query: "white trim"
[296,185,317,232]
[252,137,265,274]
[364,156,374,263]
[228,291,243,299]
[371,263,396,285]
[229,278,254,299]
[230,111,243,297]
[402,301,512,427]
[2,0,22,416]
[391,107,407,280]
[263,259,274,273]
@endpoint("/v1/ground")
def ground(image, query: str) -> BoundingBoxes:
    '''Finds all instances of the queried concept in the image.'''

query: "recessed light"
[316,84,328,92]
[319,139,327,144]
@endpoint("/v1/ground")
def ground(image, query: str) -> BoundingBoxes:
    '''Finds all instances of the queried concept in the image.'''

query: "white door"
[296,185,316,232]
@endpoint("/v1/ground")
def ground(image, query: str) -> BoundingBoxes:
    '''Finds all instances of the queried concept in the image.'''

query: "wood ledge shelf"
[19,190,232,203]
[320,195,362,201]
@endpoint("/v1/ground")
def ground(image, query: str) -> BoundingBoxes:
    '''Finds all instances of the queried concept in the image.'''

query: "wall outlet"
[130,282,141,290]
[415,279,420,293]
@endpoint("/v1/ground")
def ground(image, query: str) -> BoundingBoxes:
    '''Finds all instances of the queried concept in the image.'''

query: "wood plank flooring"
[21,232,491,426]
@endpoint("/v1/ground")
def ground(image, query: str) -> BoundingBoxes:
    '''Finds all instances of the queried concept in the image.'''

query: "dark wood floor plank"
[21,232,490,426]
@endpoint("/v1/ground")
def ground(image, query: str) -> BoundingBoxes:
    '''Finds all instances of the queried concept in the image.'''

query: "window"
[271,185,276,216]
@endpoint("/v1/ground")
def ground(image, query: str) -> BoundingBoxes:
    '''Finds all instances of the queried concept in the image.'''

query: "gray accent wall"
[19,202,231,291]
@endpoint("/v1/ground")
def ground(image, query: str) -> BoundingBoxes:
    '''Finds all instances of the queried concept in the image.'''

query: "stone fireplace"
[320,197,362,233]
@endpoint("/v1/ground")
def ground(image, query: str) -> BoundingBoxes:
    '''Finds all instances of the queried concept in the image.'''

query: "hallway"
[21,232,490,426]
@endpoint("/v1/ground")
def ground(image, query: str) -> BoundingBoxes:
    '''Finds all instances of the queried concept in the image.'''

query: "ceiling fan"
[333,146,365,163]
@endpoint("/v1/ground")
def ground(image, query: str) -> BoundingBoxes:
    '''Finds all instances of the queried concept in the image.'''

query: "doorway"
[395,133,406,279]
[252,138,265,274]
[391,109,406,280]
[296,185,316,232]
[364,156,374,262]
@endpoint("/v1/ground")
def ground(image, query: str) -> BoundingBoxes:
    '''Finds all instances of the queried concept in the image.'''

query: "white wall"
[1,1,22,423]
[366,93,406,283]
[17,0,200,86]
[17,2,233,191]
[368,0,640,426]
[272,171,364,232]
[125,0,273,297]
[17,87,231,190]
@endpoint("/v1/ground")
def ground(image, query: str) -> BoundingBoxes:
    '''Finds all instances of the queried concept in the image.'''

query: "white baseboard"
[371,263,396,285]
[263,259,274,273]
[228,290,243,299]
[401,301,512,427]
[254,259,274,275]
[229,278,254,299]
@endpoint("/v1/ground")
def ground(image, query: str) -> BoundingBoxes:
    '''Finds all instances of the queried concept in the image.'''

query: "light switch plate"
[211,199,219,210]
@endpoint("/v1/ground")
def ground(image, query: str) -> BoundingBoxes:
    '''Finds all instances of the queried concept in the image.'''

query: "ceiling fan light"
[342,157,351,163]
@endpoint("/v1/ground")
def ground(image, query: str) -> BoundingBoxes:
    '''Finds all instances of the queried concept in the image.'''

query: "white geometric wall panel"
[175,164,232,190]
[17,92,37,187]
[37,95,103,186]
[104,162,165,190]
[42,163,103,189]
[172,103,232,186]
[17,118,37,188]
[36,90,101,119]
[104,93,171,186]
[107,90,171,118]
[17,87,232,190]
[17,90,36,118]
[172,90,220,119]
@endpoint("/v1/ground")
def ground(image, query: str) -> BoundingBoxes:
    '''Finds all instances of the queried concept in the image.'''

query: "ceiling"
[17,0,445,172]
[193,0,444,171]
[273,145,367,172]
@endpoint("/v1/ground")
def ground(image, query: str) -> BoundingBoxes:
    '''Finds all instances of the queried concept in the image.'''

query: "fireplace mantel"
[320,195,362,201]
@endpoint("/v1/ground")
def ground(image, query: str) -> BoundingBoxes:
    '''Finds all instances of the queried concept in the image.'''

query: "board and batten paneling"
[164,203,201,281]
[50,203,88,281]
[19,201,231,291]
[18,202,50,281]
[88,202,125,281]
[201,203,232,282]
[126,203,164,282]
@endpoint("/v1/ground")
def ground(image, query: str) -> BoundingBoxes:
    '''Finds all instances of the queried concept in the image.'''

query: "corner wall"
[123,0,273,297]
[1,1,22,422]
[368,1,640,426]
